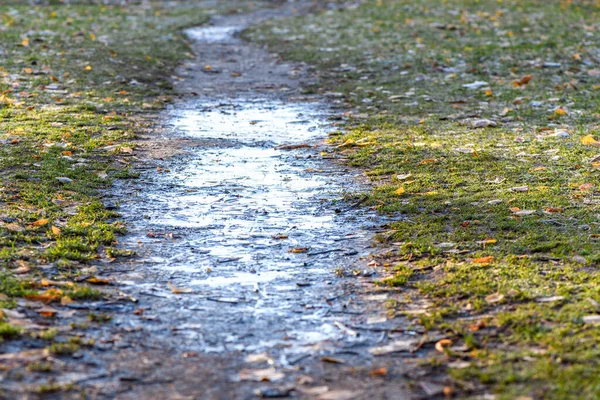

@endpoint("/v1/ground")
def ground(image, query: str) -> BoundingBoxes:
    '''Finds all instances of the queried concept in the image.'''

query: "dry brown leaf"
[13,265,30,274]
[321,356,344,364]
[435,338,452,352]
[38,305,58,318]
[239,368,284,382]
[369,367,388,376]
[288,247,309,253]
[86,277,110,285]
[5,223,24,232]
[485,292,505,304]
[168,282,193,294]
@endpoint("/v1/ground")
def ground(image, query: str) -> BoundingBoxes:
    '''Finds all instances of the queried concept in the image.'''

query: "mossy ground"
[246,1,600,398]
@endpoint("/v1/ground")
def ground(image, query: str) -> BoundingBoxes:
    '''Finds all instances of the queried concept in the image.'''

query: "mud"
[1,2,449,399]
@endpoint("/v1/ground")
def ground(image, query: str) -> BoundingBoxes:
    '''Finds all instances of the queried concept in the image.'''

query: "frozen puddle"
[138,100,358,289]
[113,20,381,357]
[185,25,241,43]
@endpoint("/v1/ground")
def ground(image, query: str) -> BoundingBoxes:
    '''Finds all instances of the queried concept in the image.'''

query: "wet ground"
[1,2,450,399]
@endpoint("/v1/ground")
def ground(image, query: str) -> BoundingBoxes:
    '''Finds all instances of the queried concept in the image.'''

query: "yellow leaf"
[85,65,92,71]
[21,38,29,47]
[394,187,405,196]
[168,282,193,294]
[581,135,599,146]
[60,296,73,305]
[32,218,49,227]
[89,33,96,41]
[554,107,568,116]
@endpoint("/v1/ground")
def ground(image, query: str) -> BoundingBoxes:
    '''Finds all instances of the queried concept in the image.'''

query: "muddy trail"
[3,3,448,400]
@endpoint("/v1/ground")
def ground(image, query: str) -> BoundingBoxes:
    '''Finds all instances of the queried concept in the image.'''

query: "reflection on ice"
[185,26,240,43]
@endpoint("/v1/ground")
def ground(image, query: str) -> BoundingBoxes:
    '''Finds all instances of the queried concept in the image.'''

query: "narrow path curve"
[81,3,441,399]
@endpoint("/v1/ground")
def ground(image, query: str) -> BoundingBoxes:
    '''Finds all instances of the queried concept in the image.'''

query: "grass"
[0,0,215,369]
[245,0,600,398]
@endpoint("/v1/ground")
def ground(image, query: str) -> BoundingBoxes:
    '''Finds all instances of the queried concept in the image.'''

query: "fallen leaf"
[467,320,487,331]
[32,218,49,227]
[472,256,494,264]
[513,74,533,86]
[239,368,284,382]
[318,390,356,400]
[245,353,272,363]
[471,119,497,128]
[168,282,193,294]
[581,135,600,146]
[289,247,309,253]
[5,223,24,232]
[435,339,452,352]
[513,209,536,216]
[38,305,58,318]
[462,81,488,89]
[13,265,30,274]
[536,296,564,303]
[369,367,387,376]
[554,107,568,116]
[51,226,61,236]
[485,292,505,304]
[60,296,73,305]
[86,277,110,285]
[321,356,344,364]
[369,339,417,355]
[544,207,563,213]
[394,187,405,196]
[583,315,600,325]
[510,186,529,192]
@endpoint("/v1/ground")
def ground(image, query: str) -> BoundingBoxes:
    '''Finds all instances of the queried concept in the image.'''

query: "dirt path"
[3,3,448,399]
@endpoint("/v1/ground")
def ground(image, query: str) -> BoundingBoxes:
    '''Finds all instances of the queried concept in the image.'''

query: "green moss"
[47,342,80,355]
[0,322,22,340]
